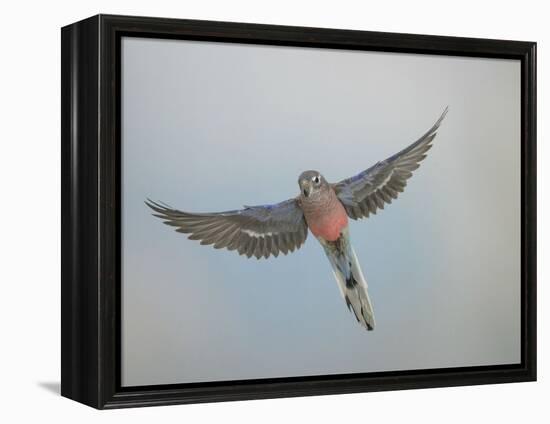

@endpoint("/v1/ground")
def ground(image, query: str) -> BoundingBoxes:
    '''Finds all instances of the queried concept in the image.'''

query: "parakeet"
[146,108,448,330]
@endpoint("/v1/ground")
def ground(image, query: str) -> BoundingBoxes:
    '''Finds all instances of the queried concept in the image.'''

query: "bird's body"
[299,179,348,242]
[297,172,374,328]
[146,108,448,331]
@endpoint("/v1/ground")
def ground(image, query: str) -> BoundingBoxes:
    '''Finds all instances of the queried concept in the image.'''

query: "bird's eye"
[313,176,320,184]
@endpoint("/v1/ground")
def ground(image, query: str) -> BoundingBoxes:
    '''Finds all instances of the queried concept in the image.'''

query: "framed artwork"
[61,14,536,409]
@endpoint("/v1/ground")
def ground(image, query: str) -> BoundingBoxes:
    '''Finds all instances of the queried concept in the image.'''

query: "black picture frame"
[61,14,537,409]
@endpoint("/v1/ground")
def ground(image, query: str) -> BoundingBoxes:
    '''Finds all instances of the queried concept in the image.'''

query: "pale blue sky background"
[121,37,521,386]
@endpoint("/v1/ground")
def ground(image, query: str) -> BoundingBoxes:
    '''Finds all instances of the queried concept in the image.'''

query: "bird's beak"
[301,180,311,198]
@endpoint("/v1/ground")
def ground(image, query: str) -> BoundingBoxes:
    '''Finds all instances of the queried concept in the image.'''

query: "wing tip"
[144,198,163,214]
[432,106,449,133]
[145,198,184,220]
[145,198,170,211]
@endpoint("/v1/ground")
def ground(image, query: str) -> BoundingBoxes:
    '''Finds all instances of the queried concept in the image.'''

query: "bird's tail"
[320,228,375,331]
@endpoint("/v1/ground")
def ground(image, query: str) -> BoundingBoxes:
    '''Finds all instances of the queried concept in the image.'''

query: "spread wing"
[145,198,308,259]
[333,107,448,220]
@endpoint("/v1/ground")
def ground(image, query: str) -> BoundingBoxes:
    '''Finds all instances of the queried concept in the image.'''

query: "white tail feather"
[321,229,375,331]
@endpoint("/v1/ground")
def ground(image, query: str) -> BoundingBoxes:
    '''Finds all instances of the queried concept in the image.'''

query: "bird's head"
[298,170,328,199]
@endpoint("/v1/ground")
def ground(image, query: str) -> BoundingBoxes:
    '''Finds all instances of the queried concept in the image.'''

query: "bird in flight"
[146,108,448,331]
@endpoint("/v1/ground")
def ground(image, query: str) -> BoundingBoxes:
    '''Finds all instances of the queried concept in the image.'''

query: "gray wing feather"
[333,107,448,220]
[145,198,308,259]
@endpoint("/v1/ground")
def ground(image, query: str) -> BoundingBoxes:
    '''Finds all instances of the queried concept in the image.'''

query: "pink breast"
[307,202,349,242]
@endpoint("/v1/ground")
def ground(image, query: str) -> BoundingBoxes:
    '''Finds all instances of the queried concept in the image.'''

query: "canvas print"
[121,37,520,386]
